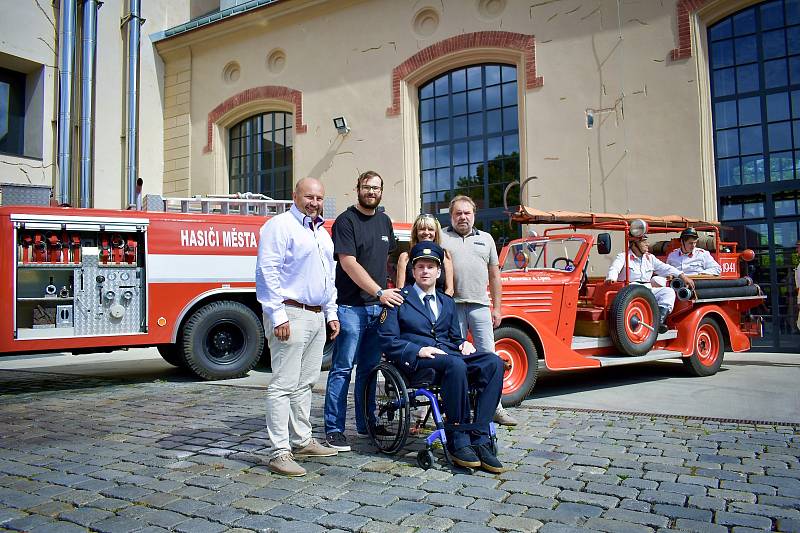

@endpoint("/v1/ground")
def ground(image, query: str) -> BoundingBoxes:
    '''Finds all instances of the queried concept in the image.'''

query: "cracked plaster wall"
[160,0,710,222]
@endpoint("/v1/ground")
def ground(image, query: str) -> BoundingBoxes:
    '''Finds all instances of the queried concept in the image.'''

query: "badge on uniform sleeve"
[379,308,388,324]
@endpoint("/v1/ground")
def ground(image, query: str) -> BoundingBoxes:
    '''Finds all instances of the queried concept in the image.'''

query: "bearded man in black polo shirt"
[323,170,404,451]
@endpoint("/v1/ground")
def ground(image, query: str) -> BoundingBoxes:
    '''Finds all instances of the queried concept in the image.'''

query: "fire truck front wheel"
[494,326,539,407]
[182,301,264,380]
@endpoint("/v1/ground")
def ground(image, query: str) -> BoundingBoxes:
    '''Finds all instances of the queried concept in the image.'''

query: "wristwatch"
[376,289,384,299]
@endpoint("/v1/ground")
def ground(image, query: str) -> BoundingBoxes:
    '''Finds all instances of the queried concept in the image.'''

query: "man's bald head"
[293,178,325,219]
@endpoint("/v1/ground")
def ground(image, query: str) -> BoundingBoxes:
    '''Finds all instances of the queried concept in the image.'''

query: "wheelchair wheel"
[361,362,411,455]
[416,449,434,470]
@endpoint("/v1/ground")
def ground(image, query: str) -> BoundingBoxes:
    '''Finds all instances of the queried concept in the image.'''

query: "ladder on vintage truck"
[143,193,293,216]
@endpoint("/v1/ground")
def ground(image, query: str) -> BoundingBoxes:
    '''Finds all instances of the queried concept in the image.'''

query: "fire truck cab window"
[229,111,293,200]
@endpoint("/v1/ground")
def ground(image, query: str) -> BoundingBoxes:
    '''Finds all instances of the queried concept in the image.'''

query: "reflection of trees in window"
[228,111,293,199]
[418,64,521,246]
[448,151,520,209]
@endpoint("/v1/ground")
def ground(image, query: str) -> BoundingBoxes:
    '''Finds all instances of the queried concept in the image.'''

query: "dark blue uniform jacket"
[378,284,466,373]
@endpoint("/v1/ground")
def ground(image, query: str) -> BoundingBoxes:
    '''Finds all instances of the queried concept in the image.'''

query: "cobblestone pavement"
[0,369,798,533]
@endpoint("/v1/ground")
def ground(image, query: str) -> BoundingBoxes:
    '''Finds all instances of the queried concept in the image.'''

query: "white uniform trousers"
[649,285,676,313]
[263,306,326,459]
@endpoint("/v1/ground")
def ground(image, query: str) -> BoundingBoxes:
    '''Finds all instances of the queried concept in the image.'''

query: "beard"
[357,191,381,210]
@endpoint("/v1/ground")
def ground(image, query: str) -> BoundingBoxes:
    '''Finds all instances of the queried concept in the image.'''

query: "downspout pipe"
[79,0,99,208]
[124,0,142,208]
[57,0,77,205]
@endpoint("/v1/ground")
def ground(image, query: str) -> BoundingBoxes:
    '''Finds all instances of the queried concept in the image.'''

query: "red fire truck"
[493,205,765,406]
[0,195,413,380]
[0,194,764,400]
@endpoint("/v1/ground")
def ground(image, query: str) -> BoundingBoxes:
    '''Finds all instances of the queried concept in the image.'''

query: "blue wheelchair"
[361,360,498,470]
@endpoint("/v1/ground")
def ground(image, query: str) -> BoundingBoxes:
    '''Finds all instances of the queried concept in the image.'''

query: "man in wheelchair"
[378,242,506,472]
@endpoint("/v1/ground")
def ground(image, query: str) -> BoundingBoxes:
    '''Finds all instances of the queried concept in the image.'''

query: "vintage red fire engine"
[493,205,765,406]
[0,196,418,379]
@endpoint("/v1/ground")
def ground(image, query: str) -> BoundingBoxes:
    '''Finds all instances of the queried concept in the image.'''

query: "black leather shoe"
[450,445,481,468]
[658,323,669,334]
[474,443,505,473]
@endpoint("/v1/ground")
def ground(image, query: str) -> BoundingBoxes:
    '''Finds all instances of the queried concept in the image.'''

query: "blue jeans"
[323,304,382,435]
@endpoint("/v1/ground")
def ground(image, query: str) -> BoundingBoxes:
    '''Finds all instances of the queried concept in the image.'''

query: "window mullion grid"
[481,66,489,208]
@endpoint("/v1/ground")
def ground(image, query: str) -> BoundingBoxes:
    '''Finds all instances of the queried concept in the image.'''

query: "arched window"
[418,64,521,246]
[229,111,293,199]
[709,0,800,349]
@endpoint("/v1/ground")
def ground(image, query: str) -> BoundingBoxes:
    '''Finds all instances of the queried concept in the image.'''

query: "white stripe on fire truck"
[147,254,256,283]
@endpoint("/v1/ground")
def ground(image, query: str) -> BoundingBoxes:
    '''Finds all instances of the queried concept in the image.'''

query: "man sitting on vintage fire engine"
[606,228,695,333]
[666,227,722,276]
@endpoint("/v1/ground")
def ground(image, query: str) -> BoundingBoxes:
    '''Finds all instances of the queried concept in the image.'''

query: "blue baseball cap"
[410,242,443,264]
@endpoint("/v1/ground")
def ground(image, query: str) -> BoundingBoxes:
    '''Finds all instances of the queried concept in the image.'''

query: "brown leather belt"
[283,299,322,313]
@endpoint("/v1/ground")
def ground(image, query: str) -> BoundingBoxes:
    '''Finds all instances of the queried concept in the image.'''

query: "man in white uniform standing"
[606,231,695,333]
[666,228,722,276]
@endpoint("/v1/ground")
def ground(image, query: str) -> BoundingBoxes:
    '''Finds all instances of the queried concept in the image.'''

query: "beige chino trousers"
[263,306,326,459]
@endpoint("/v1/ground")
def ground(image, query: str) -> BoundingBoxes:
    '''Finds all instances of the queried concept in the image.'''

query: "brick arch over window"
[386,31,543,117]
[671,0,713,60]
[204,86,307,153]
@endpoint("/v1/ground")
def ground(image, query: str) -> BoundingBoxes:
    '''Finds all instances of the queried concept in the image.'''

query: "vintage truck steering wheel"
[551,257,576,271]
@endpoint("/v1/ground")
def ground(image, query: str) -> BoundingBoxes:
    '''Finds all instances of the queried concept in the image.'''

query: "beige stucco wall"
[0,0,191,207]
[154,0,726,224]
[0,1,57,186]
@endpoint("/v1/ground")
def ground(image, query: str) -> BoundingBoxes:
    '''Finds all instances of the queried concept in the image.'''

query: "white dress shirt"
[413,283,439,320]
[606,250,682,282]
[256,204,338,326]
[666,247,722,275]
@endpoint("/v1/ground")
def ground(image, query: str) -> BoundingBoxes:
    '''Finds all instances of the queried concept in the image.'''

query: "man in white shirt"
[606,232,694,333]
[256,177,340,476]
[666,227,722,276]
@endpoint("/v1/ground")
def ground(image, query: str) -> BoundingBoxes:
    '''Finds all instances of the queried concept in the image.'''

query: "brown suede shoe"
[493,406,518,426]
[293,438,338,457]
[267,453,306,477]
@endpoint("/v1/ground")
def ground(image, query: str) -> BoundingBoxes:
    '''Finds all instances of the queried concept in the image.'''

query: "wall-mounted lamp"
[333,116,350,135]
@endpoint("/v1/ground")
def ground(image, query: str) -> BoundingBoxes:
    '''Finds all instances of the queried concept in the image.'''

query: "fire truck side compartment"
[14,225,146,339]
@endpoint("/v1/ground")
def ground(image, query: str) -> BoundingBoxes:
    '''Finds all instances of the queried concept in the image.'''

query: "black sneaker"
[357,424,393,439]
[450,445,481,468]
[325,432,351,452]
[474,443,505,473]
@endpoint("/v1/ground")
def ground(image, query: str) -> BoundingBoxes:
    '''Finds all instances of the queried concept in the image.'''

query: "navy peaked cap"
[410,242,444,264]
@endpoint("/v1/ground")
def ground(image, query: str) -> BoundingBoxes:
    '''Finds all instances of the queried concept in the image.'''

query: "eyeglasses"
[418,214,436,220]
[360,185,383,192]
